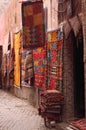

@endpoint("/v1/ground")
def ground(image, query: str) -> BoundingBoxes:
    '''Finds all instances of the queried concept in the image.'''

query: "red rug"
[71,119,86,130]
[22,1,45,48]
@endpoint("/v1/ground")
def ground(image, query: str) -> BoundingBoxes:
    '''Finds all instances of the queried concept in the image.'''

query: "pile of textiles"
[39,90,64,118]
[69,118,86,130]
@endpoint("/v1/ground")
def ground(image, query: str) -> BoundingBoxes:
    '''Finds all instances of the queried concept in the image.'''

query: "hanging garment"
[21,48,34,87]
[33,46,46,90]
[46,28,63,91]
[14,31,21,87]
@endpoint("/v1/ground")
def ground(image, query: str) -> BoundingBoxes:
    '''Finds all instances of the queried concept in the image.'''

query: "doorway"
[74,29,85,118]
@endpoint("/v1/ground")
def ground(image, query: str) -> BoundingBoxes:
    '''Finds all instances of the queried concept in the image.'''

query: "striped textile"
[46,28,63,91]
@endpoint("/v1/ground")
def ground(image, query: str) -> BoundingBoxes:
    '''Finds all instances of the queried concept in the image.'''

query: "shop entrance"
[74,30,85,118]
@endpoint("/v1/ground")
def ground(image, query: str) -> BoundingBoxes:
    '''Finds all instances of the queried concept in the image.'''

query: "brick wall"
[58,0,82,23]
[63,30,75,120]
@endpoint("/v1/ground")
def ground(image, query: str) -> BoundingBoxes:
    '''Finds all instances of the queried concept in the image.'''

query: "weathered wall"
[14,86,38,108]
[0,0,38,108]
[63,31,75,120]
[58,0,82,23]
[58,0,83,120]
[43,0,58,31]
[0,0,22,54]
[72,0,81,16]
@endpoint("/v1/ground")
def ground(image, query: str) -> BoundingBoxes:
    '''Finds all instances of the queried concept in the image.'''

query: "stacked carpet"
[39,90,64,121]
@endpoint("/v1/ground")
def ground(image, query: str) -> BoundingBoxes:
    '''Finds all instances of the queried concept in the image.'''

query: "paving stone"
[0,90,63,130]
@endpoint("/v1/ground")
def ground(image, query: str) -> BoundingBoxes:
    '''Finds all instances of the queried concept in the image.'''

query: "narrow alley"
[0,90,61,130]
[0,0,86,130]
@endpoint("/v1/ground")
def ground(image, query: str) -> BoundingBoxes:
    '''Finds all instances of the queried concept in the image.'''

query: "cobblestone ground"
[0,90,60,130]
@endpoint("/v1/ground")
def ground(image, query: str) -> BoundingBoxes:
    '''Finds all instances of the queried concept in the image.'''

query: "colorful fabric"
[14,31,21,87]
[41,90,64,103]
[56,28,63,92]
[21,48,34,87]
[39,90,64,117]
[22,1,45,48]
[47,32,58,90]
[46,28,63,91]
[33,46,46,89]
[71,119,86,130]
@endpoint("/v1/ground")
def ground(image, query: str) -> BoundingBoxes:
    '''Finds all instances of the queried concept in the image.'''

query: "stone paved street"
[0,90,60,130]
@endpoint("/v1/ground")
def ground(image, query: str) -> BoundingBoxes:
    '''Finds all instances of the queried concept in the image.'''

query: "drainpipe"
[82,0,86,117]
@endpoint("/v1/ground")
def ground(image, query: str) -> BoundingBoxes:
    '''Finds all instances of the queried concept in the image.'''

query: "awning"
[63,13,82,39]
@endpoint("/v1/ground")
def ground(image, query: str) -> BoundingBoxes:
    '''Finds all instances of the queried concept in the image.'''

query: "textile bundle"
[39,90,64,121]
[46,28,63,91]
[21,48,34,87]
[33,46,46,89]
[22,1,45,49]
[41,90,64,107]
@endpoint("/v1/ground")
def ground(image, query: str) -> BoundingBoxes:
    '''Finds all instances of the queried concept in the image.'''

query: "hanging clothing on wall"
[57,28,63,92]
[21,48,34,87]
[46,28,63,92]
[22,0,45,49]
[33,46,46,90]
[47,31,57,90]
[14,31,21,88]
